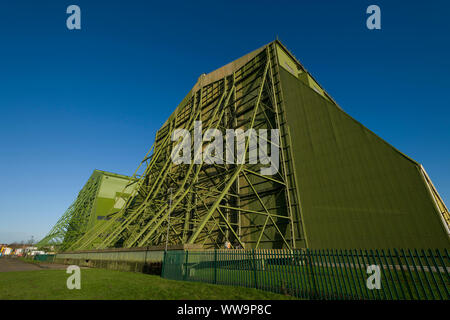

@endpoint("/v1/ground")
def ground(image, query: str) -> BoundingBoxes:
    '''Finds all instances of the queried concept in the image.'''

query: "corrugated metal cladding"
[279,61,449,248]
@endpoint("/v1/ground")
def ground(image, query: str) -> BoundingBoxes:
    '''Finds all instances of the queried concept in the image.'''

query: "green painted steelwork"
[51,40,448,251]
[69,43,302,251]
[38,170,136,250]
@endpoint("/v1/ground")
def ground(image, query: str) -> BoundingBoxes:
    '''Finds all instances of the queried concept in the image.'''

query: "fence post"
[214,249,217,284]
[252,249,258,289]
[308,249,317,299]
[434,249,450,300]
[184,251,189,281]
[394,248,413,300]
[162,250,167,278]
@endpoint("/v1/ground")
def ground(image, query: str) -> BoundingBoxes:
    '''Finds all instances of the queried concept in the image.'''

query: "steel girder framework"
[68,44,306,251]
[37,173,102,249]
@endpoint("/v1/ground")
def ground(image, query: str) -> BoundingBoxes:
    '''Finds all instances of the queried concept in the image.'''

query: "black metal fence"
[162,248,449,300]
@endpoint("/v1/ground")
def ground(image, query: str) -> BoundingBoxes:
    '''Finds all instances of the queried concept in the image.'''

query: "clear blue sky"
[0,1,449,243]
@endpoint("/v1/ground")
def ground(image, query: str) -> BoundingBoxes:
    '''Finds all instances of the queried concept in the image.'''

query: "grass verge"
[0,268,298,300]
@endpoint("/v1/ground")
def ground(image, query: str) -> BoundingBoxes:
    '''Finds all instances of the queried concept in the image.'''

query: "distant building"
[13,248,24,256]
[38,170,137,251]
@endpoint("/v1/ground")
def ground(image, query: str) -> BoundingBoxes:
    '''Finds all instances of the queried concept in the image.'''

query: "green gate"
[33,254,56,263]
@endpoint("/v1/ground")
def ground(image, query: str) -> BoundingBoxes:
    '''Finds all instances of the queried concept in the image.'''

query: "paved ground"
[0,257,67,272]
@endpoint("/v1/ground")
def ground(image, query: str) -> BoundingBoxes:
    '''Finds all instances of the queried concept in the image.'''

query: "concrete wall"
[54,244,202,275]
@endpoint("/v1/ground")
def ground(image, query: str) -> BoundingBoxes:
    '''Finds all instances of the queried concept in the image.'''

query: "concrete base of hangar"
[54,244,203,275]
